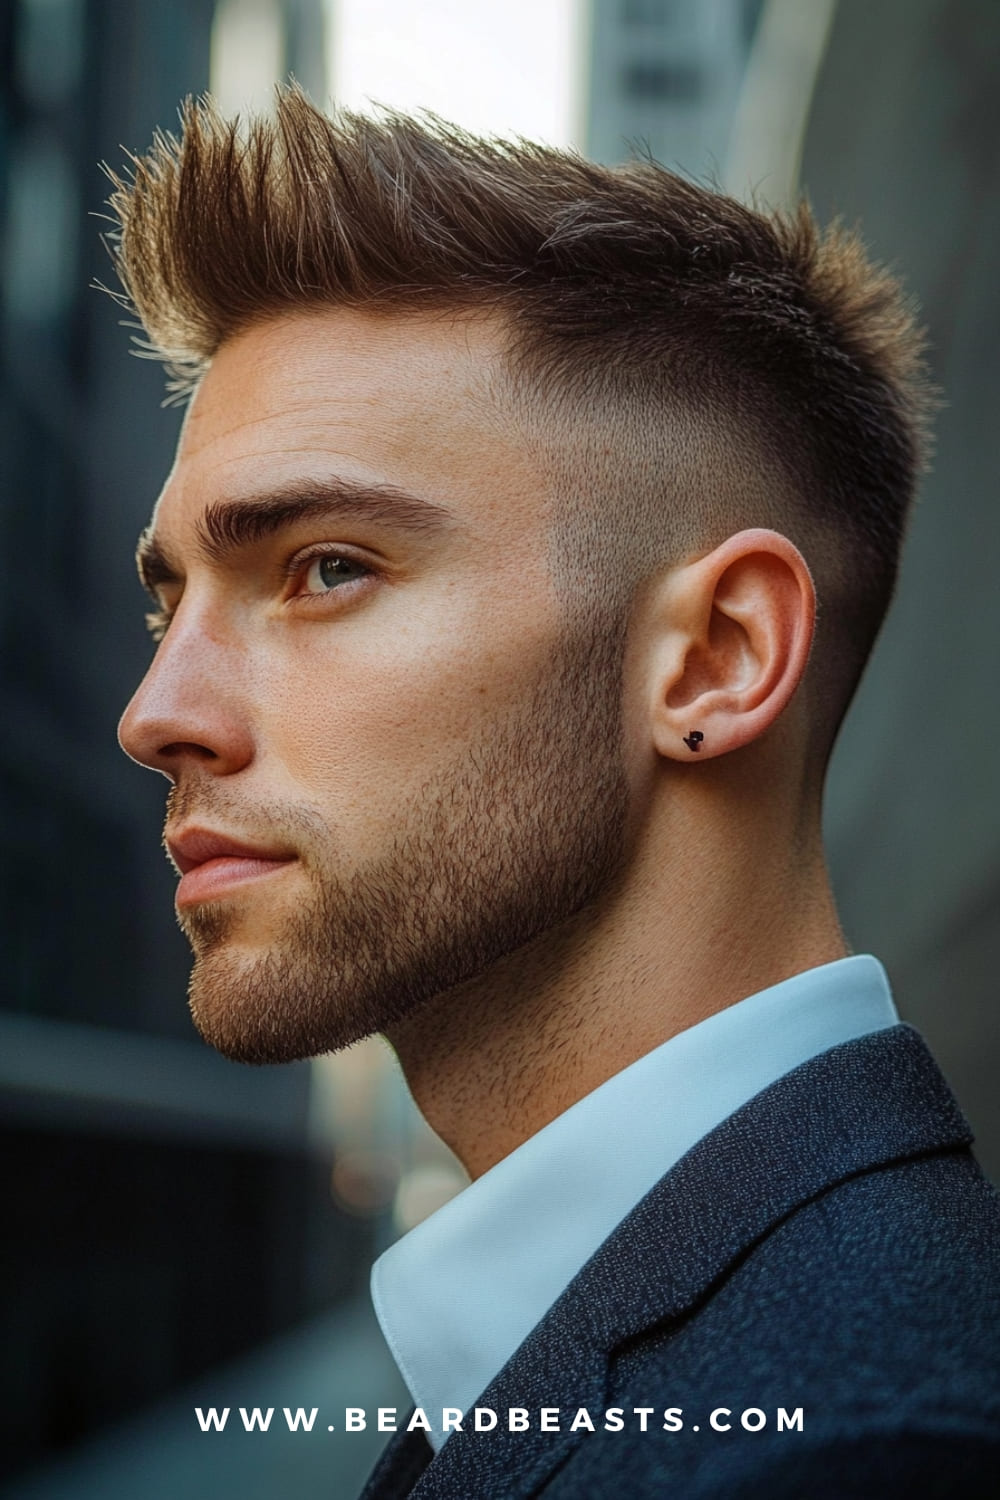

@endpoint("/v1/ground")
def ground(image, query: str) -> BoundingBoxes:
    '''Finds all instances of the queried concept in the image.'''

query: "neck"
[386,797,846,1180]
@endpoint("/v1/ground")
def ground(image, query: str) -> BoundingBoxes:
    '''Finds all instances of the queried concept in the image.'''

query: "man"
[113,90,998,1497]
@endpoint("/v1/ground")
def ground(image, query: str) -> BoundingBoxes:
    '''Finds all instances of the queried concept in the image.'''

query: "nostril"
[160,741,223,762]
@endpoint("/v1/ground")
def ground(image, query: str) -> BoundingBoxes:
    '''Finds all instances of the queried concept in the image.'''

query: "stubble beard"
[175,618,631,1064]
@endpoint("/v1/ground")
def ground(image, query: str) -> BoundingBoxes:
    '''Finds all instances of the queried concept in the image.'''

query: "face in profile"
[118,309,631,1062]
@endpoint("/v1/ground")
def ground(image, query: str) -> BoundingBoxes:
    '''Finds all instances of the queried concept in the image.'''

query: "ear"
[647,529,815,763]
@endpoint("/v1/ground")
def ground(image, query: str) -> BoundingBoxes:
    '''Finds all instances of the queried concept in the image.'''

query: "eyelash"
[145,608,171,644]
[143,547,374,643]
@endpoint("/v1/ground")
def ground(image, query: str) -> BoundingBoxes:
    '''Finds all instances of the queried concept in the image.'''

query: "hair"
[105,85,932,760]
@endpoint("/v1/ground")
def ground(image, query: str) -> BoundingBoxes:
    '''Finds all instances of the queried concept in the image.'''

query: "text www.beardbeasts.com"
[194,1406,804,1436]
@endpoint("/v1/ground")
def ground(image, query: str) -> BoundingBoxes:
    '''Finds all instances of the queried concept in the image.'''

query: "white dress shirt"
[371,955,898,1450]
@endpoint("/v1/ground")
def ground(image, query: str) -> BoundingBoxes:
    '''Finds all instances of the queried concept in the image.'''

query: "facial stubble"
[177,619,631,1064]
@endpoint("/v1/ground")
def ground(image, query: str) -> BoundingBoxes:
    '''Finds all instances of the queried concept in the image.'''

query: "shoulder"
[539,1149,1000,1497]
[613,1149,1000,1406]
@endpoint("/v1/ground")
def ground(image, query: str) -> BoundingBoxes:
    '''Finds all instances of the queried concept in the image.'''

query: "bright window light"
[211,0,285,117]
[327,0,584,147]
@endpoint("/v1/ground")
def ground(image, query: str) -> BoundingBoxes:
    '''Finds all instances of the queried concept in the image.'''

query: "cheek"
[253,585,560,821]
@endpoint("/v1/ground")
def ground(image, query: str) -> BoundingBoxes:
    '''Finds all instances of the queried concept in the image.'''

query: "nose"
[118,610,255,780]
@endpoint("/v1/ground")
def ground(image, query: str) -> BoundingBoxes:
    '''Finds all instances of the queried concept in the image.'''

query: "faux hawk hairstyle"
[105,85,932,759]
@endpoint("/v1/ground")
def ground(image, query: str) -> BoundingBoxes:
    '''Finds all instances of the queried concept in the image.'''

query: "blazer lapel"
[385,1025,972,1499]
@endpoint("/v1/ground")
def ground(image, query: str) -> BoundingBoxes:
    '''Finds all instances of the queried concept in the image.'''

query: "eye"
[301,553,370,594]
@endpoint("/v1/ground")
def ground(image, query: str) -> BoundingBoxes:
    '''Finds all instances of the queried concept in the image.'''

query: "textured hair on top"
[106,86,931,752]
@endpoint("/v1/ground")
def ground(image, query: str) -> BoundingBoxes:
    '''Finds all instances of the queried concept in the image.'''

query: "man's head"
[113,90,929,1063]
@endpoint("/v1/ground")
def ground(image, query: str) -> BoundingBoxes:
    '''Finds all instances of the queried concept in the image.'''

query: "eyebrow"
[135,477,454,597]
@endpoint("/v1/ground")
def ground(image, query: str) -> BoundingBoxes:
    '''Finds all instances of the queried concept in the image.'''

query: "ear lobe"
[649,529,816,763]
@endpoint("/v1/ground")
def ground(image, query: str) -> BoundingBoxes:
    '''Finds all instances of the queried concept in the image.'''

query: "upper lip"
[166,826,297,876]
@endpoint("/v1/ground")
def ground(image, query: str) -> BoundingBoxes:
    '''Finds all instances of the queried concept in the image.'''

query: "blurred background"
[1,0,997,1495]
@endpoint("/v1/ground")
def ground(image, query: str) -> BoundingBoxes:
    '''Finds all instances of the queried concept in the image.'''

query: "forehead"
[156,306,537,535]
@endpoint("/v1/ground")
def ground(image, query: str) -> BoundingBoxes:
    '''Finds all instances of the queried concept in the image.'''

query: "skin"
[119,306,847,1180]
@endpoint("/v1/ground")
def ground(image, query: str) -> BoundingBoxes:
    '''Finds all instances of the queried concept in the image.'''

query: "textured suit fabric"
[360,1026,1000,1498]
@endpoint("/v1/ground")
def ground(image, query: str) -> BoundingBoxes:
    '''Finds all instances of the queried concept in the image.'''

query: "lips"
[166,826,297,907]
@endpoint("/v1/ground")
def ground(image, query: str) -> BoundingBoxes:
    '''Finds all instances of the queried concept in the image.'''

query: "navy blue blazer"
[360,1026,1000,1498]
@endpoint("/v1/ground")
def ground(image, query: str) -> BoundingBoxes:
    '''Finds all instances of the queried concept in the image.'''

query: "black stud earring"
[683,731,704,752]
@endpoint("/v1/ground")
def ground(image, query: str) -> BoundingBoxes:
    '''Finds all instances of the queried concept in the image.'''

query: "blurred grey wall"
[805,0,1000,1183]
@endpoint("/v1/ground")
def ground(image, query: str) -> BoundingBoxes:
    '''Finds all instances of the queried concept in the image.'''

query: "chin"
[184,943,396,1065]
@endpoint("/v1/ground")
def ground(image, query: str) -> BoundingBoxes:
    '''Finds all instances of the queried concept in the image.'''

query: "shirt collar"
[371,954,898,1449]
